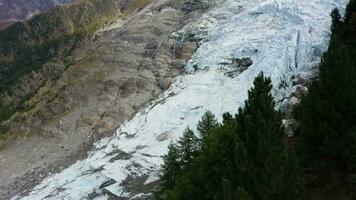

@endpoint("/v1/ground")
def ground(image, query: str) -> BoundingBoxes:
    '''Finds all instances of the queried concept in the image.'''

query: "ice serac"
[17,0,348,199]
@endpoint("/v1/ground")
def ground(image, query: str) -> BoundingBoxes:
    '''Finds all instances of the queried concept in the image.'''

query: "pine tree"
[331,8,342,34]
[293,2,356,196]
[161,143,181,190]
[234,73,304,200]
[221,179,252,200]
[296,11,356,193]
[197,111,218,142]
[171,123,241,200]
[235,73,278,156]
[345,0,356,22]
[177,127,199,168]
[160,73,304,200]
[222,112,233,125]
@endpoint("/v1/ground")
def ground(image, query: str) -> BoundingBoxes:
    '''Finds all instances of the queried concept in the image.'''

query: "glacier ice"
[16,0,348,199]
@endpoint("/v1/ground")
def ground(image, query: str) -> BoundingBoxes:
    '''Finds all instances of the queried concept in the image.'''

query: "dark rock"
[223,57,253,77]
[99,179,116,189]
[183,0,208,13]
[231,57,253,68]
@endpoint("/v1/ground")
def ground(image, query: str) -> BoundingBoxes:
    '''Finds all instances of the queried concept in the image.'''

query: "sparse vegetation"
[0,0,119,130]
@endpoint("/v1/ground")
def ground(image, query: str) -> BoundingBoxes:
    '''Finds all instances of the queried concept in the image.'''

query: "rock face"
[0,0,78,29]
[222,57,253,78]
[0,0,200,199]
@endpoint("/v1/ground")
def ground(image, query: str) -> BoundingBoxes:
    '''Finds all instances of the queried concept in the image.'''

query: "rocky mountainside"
[0,0,201,199]
[0,0,78,29]
[0,0,119,136]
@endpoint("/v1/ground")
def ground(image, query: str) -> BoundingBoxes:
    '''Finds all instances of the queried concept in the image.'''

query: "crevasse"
[16,0,348,199]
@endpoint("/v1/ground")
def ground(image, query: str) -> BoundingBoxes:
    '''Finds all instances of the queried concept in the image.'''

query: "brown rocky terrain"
[0,0,204,199]
[0,0,121,143]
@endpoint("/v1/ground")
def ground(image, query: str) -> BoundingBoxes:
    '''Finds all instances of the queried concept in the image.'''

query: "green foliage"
[222,112,233,125]
[221,180,253,200]
[295,2,356,196]
[0,102,25,123]
[0,0,119,127]
[233,74,304,200]
[0,0,118,93]
[0,32,86,92]
[161,143,181,190]
[0,94,32,132]
[345,0,356,22]
[197,111,218,143]
[159,74,304,200]
[331,8,342,34]
[177,128,200,168]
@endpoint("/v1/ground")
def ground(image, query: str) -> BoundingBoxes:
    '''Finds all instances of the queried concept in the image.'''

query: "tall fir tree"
[161,143,181,190]
[222,112,234,125]
[295,2,356,197]
[331,8,342,34]
[296,9,356,194]
[234,73,304,200]
[345,0,356,22]
[177,127,200,168]
[197,111,218,143]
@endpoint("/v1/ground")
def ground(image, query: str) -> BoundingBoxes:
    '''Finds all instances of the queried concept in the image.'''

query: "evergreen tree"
[221,179,253,200]
[295,2,356,196]
[161,143,181,190]
[177,127,199,168]
[222,112,233,125]
[197,111,218,142]
[170,124,241,200]
[234,73,304,200]
[235,73,278,155]
[331,8,342,34]
[160,73,304,200]
[296,17,356,193]
[345,0,356,22]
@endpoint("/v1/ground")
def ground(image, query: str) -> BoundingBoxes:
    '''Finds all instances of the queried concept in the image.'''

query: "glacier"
[15,0,348,199]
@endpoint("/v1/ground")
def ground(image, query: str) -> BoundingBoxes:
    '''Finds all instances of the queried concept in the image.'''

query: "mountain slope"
[0,0,201,199]
[0,0,78,29]
[0,0,119,138]
[15,0,348,199]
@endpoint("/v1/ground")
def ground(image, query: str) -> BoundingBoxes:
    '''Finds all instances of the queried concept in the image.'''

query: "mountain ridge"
[0,0,78,29]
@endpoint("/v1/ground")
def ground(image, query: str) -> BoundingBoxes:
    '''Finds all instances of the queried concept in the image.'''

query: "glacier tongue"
[17,0,348,199]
